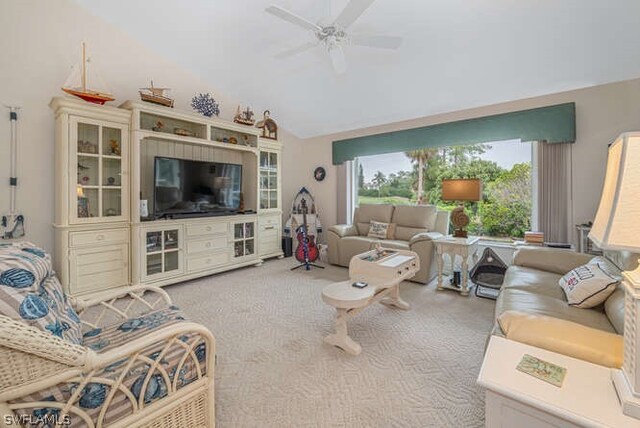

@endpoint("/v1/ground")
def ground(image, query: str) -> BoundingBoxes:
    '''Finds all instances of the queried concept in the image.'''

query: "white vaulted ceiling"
[74,0,640,138]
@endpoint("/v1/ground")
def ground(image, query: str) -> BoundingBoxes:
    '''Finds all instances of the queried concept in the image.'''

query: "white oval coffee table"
[322,280,375,309]
[322,281,376,355]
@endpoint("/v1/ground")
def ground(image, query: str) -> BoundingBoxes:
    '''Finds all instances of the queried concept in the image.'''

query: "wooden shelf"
[138,130,259,154]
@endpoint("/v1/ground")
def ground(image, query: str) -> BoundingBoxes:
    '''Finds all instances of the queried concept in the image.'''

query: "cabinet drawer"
[70,228,128,247]
[259,228,281,254]
[259,215,280,227]
[186,222,228,237]
[187,252,229,273]
[69,244,129,295]
[186,237,228,255]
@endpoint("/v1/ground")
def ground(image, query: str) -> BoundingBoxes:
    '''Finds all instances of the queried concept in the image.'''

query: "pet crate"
[470,247,508,300]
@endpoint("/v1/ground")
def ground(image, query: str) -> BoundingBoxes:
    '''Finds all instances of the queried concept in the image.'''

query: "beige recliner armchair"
[327,204,450,284]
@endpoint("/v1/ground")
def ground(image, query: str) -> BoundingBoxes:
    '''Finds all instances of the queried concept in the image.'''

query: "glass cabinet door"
[72,118,127,223]
[259,150,279,210]
[233,222,256,258]
[145,228,181,278]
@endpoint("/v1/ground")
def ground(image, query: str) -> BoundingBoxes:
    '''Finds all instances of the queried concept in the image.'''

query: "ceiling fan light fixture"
[328,44,347,74]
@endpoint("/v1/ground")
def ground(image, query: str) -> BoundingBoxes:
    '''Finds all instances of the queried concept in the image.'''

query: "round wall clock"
[314,166,326,182]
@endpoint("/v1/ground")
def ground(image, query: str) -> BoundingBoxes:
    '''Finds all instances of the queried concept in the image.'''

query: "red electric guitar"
[292,198,323,271]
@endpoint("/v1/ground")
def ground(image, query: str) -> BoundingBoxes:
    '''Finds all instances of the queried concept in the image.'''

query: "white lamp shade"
[589,133,640,251]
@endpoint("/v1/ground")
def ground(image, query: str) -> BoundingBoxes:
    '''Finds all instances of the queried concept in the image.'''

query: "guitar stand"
[291,262,324,271]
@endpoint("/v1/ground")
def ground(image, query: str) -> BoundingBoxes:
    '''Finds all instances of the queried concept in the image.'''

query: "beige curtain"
[536,142,572,243]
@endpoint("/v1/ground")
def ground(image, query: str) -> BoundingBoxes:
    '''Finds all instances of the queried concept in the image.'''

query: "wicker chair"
[0,281,215,427]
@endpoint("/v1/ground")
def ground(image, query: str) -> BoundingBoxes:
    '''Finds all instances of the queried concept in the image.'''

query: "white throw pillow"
[368,221,390,239]
[559,261,621,308]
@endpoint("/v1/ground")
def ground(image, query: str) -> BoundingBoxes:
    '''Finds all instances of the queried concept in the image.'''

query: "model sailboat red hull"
[61,88,115,105]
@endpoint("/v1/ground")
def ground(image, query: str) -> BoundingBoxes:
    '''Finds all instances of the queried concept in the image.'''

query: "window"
[354,140,533,239]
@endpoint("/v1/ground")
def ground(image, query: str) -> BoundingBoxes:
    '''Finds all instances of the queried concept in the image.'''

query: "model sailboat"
[62,42,115,105]
[139,81,174,107]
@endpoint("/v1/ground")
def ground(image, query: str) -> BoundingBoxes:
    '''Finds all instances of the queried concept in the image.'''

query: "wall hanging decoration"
[313,166,326,182]
[191,93,220,117]
[62,42,115,105]
[1,106,25,239]
[256,110,278,140]
[139,80,174,108]
[233,105,255,126]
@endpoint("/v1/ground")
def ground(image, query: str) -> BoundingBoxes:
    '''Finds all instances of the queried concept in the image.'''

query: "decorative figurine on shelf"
[109,139,121,156]
[256,110,278,140]
[228,137,238,145]
[78,140,98,154]
[233,105,255,126]
[152,121,165,132]
[191,93,220,117]
[241,135,251,146]
[139,80,174,108]
[174,127,195,137]
[239,193,245,212]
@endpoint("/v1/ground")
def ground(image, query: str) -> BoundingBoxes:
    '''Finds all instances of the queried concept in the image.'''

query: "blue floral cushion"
[0,242,82,344]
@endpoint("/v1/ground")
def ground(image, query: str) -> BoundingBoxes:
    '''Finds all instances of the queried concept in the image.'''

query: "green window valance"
[332,102,575,165]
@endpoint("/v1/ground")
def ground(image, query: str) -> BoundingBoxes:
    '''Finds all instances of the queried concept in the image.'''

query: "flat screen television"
[153,156,242,219]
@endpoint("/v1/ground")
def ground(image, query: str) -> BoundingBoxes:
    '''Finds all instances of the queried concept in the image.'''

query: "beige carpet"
[165,258,496,427]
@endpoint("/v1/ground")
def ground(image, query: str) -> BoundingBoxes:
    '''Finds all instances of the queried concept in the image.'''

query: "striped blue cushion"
[0,242,82,344]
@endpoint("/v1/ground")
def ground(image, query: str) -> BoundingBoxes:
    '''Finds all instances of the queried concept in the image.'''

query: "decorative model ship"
[62,42,115,105]
[139,81,174,108]
[233,105,255,126]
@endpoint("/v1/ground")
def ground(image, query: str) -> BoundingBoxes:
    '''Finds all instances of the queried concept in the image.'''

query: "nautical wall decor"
[314,167,326,182]
[191,93,220,117]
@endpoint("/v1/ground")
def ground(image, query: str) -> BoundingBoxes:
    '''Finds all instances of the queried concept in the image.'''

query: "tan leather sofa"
[327,204,450,284]
[493,247,626,337]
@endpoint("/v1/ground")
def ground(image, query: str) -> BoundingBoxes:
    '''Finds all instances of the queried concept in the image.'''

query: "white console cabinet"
[52,97,284,296]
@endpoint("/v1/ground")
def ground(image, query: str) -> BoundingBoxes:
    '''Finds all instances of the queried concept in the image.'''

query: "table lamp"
[589,132,640,419]
[441,178,482,238]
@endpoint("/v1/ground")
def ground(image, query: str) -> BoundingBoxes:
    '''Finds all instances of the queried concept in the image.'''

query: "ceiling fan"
[265,0,402,74]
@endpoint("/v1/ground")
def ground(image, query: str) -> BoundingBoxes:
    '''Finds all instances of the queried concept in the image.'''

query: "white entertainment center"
[51,97,283,296]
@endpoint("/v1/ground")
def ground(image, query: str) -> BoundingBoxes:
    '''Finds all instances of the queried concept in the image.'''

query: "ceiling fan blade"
[333,0,375,29]
[328,44,347,74]
[350,34,403,50]
[274,42,317,59]
[265,5,321,32]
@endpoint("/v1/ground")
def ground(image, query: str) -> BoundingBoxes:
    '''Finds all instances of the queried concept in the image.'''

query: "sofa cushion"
[375,240,410,251]
[391,205,437,229]
[498,310,623,368]
[83,305,187,352]
[0,242,82,345]
[503,266,565,299]
[391,205,437,241]
[559,261,620,308]
[604,284,625,334]
[496,288,616,333]
[340,236,377,259]
[354,204,394,236]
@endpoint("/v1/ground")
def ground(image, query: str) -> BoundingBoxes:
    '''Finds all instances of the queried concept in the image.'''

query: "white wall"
[0,0,299,252]
[283,78,640,246]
